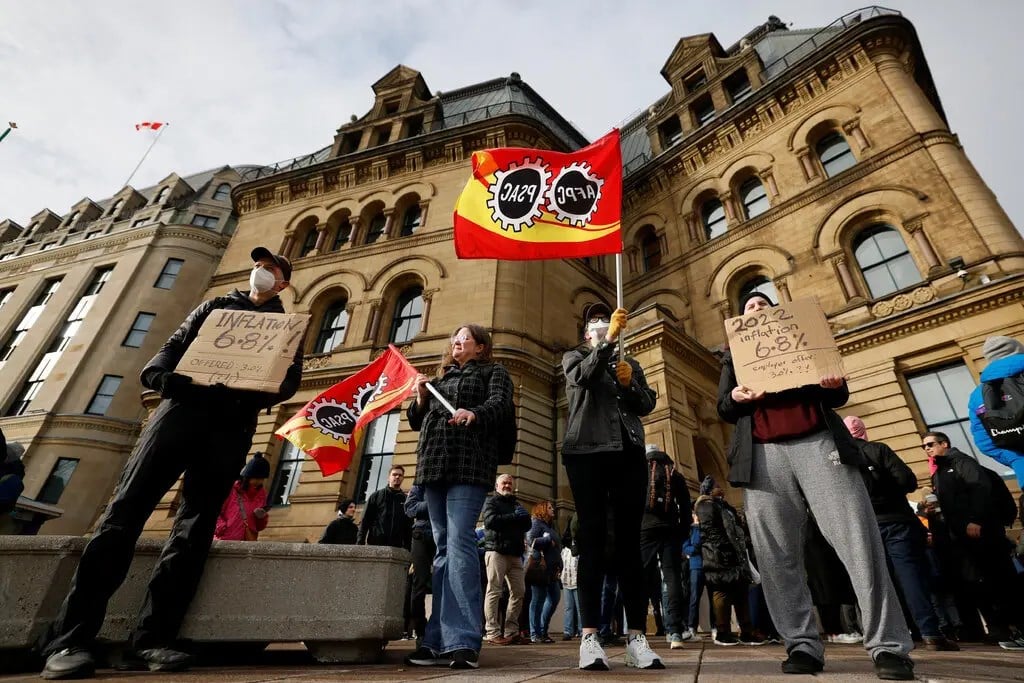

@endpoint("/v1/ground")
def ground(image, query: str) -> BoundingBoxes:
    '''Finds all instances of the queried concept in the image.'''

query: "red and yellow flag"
[276,345,418,477]
[453,130,622,260]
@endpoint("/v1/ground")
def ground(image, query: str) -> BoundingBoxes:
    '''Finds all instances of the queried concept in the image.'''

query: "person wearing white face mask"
[40,247,303,680]
[561,302,662,672]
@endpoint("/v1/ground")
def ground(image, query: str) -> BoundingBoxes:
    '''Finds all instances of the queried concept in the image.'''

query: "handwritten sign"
[725,298,844,394]
[176,310,310,393]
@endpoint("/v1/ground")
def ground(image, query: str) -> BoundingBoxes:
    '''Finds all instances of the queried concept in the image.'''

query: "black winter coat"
[562,341,656,457]
[716,351,863,486]
[319,516,358,544]
[408,360,514,489]
[695,495,750,586]
[482,493,532,556]
[141,289,304,428]
[641,449,692,535]
[527,517,563,579]
[931,448,1002,541]
[854,438,919,523]
[357,487,412,548]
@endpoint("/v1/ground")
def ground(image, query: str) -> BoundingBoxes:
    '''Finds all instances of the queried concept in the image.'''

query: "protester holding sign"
[717,291,914,680]
[968,335,1024,487]
[40,247,302,680]
[404,324,514,670]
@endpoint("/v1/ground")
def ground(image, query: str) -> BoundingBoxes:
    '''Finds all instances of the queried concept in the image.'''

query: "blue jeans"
[563,587,581,636]
[877,519,941,638]
[687,568,704,629]
[529,581,560,637]
[422,483,488,654]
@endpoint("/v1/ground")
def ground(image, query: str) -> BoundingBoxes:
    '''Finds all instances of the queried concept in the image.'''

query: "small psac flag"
[454,130,622,260]
[135,121,168,131]
[276,345,418,476]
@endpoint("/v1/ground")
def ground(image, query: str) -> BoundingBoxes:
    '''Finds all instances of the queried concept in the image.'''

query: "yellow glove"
[615,360,633,387]
[607,308,628,341]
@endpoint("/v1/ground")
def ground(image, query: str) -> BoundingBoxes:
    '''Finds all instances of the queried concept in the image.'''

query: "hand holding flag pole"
[424,382,457,416]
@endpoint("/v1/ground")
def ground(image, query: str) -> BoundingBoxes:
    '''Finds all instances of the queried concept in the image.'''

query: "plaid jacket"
[408,360,514,488]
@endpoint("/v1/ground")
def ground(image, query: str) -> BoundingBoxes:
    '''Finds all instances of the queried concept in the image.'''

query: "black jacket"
[641,449,691,534]
[716,351,863,486]
[357,487,412,548]
[931,448,1001,541]
[482,493,532,556]
[141,289,303,427]
[562,341,656,457]
[854,438,918,523]
[318,516,358,544]
[695,495,749,586]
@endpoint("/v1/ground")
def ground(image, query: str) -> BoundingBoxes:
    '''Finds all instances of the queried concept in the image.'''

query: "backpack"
[979,375,1024,450]
[478,364,517,466]
[646,460,675,514]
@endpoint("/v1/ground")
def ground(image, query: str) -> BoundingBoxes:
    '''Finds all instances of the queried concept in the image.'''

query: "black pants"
[641,528,688,635]
[961,535,1024,637]
[564,447,647,631]
[409,527,436,639]
[42,399,254,654]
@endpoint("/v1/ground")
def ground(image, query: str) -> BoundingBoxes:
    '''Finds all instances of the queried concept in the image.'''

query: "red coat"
[215,481,269,541]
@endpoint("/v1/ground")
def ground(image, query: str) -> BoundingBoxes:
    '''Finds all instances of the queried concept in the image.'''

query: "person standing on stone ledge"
[319,499,358,544]
[214,453,271,542]
[38,247,302,680]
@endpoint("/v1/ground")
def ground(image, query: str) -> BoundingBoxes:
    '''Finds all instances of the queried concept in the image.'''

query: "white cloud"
[1,0,1021,231]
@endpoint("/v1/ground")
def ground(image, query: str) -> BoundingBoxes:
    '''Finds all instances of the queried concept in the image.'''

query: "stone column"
[365,299,382,342]
[380,209,395,241]
[758,168,780,201]
[831,255,859,301]
[773,277,791,303]
[418,201,429,232]
[842,118,870,152]
[421,289,437,333]
[906,217,941,272]
[311,223,327,255]
[796,148,818,182]
[720,191,737,224]
[347,216,360,248]
[280,233,295,258]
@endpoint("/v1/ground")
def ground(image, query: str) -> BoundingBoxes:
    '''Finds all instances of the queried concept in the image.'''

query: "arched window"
[853,224,920,299]
[212,183,231,201]
[638,225,661,271]
[332,220,351,250]
[154,187,170,204]
[364,213,386,244]
[702,198,727,240]
[390,286,424,344]
[737,276,779,309]
[739,177,769,220]
[816,133,856,178]
[108,199,124,217]
[298,227,319,257]
[314,300,349,353]
[400,205,421,237]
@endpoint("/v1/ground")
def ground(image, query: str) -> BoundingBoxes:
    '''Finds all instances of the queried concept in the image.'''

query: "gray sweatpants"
[743,431,913,664]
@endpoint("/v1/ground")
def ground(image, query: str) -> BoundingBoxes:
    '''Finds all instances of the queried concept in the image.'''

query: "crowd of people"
[28,253,1024,678]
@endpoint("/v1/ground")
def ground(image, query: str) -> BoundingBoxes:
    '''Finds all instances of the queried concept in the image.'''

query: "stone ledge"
[0,536,409,663]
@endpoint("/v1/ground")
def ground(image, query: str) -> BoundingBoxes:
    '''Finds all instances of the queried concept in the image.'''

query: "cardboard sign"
[725,298,844,394]
[176,310,310,393]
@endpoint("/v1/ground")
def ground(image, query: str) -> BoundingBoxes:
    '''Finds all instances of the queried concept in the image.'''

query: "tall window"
[737,276,779,309]
[854,225,920,299]
[332,220,352,250]
[702,198,727,240]
[659,116,683,148]
[907,364,1012,476]
[724,69,752,103]
[0,278,61,368]
[37,458,79,505]
[123,312,156,348]
[212,183,231,201]
[355,411,401,502]
[7,269,111,416]
[314,301,349,353]
[684,69,707,93]
[154,258,183,289]
[0,288,13,311]
[190,214,219,229]
[639,226,661,271]
[400,205,421,237]
[389,287,424,344]
[364,213,386,244]
[693,95,716,127]
[299,228,319,257]
[739,177,769,220]
[154,187,170,204]
[86,375,122,415]
[268,441,305,506]
[816,132,856,178]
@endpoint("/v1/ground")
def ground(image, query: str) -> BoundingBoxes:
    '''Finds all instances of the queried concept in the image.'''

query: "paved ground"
[4,638,1023,682]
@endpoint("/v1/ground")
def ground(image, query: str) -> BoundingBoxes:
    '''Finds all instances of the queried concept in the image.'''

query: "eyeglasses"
[921,442,942,450]
[451,335,473,345]
[587,316,610,324]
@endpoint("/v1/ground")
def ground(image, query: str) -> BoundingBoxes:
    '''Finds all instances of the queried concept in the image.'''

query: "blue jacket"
[403,484,431,533]
[682,524,702,570]
[968,354,1024,465]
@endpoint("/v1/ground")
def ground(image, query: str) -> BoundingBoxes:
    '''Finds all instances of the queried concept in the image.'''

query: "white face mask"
[250,267,277,293]
[587,321,609,343]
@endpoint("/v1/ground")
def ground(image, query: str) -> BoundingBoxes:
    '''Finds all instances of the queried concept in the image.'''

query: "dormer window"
[658,116,683,149]
[108,199,124,218]
[692,95,716,127]
[154,187,170,204]
[373,126,391,147]
[64,211,80,227]
[685,69,707,93]
[724,69,752,104]
[383,99,401,116]
[406,115,424,138]
[212,183,231,201]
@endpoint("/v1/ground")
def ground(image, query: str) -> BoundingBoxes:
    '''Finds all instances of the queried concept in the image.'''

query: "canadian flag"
[135,121,168,131]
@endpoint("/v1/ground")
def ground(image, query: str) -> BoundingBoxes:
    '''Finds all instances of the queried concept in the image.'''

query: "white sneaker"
[830,632,863,644]
[679,628,696,641]
[625,634,665,669]
[998,639,1024,650]
[579,633,610,671]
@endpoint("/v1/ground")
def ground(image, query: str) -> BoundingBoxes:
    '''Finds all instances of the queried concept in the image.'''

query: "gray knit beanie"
[982,335,1024,362]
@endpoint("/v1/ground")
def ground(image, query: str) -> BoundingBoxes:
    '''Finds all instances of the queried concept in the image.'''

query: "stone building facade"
[0,166,256,534]
[144,8,1022,541]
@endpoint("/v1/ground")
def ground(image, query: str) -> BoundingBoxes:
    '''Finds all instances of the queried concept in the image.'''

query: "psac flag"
[276,345,418,477]
[453,130,622,260]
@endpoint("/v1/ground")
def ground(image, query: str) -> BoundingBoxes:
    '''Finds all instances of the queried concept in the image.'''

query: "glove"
[615,361,633,387]
[514,506,529,518]
[253,508,268,520]
[607,308,628,341]
[155,372,193,400]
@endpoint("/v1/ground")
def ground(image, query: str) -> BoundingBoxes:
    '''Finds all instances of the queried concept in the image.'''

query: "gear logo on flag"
[307,379,386,445]
[486,158,551,232]
[546,161,604,227]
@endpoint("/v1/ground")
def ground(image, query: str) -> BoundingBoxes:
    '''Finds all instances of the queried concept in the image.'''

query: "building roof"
[93,164,263,212]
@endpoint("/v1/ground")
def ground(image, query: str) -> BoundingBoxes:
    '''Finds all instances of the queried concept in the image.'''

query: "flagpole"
[0,125,15,145]
[615,252,625,358]
[125,125,167,187]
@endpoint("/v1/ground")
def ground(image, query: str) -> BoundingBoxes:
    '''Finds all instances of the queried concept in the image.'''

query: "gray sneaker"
[41,648,96,680]
[669,632,684,649]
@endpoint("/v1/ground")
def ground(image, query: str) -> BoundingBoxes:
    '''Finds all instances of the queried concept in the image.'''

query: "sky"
[1,1,1021,228]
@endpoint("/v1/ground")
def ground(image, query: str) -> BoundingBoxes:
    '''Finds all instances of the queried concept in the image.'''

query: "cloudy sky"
[1,1,1020,228]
